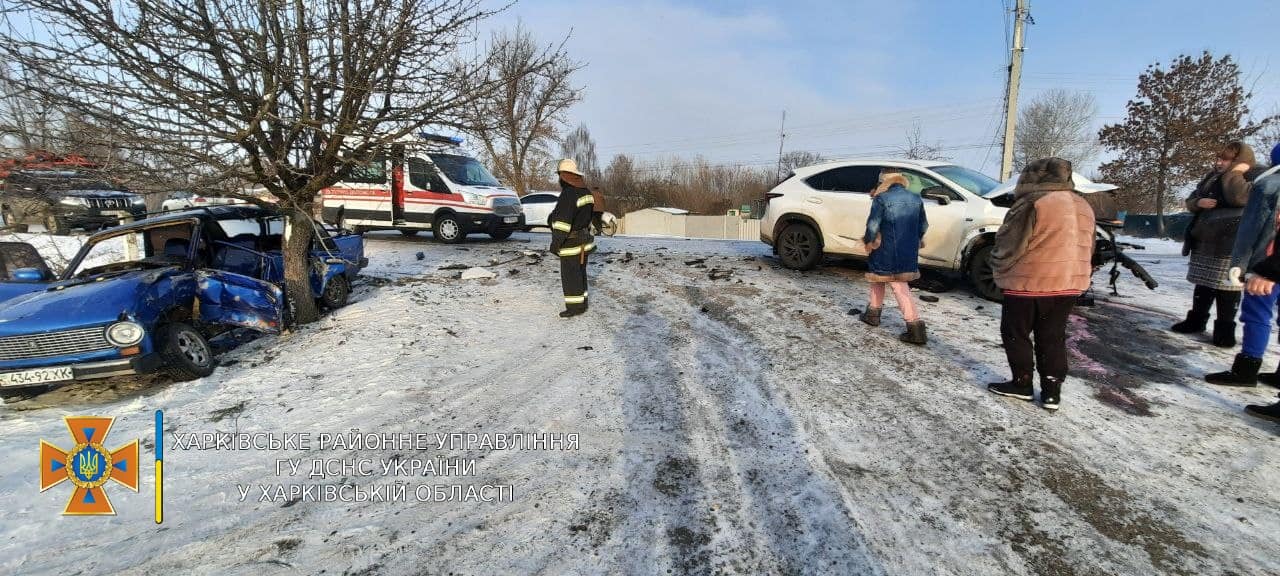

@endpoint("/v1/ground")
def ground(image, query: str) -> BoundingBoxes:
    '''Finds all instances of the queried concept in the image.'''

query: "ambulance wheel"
[158,322,216,381]
[433,213,465,244]
[319,275,350,309]
[399,229,419,236]
[490,230,513,240]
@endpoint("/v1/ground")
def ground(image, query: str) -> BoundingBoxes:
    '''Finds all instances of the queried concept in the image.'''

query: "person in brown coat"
[1171,141,1256,347]
[987,158,1095,411]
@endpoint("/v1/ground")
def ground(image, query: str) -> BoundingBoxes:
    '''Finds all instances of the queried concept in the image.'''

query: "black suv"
[1,169,147,234]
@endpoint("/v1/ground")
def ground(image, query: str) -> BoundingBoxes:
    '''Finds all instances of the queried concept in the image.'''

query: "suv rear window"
[805,166,880,193]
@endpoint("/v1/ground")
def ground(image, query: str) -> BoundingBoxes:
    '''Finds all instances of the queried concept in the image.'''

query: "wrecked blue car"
[0,205,365,395]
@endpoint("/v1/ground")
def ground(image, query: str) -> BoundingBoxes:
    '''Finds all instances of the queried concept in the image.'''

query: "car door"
[195,269,284,333]
[902,171,970,268]
[803,166,880,255]
[314,220,364,279]
[0,241,54,303]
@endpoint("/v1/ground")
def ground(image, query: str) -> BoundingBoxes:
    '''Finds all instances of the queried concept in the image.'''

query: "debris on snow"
[460,267,497,280]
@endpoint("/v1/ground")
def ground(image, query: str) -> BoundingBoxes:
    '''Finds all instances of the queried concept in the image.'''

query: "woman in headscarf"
[1173,141,1256,347]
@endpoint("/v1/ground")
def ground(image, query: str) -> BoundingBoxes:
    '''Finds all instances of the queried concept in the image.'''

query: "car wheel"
[399,229,419,236]
[2,209,28,232]
[318,274,350,309]
[433,213,465,244]
[968,245,1004,302]
[44,214,69,235]
[490,229,513,240]
[158,322,216,381]
[777,222,822,270]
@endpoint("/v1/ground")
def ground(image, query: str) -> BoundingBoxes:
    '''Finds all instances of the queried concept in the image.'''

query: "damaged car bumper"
[0,353,162,389]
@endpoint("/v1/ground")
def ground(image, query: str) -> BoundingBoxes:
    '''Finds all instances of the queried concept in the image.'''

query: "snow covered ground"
[1,230,1278,575]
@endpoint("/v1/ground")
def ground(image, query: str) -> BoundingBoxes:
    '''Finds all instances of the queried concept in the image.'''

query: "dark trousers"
[560,251,589,311]
[1001,294,1076,388]
[1189,284,1241,323]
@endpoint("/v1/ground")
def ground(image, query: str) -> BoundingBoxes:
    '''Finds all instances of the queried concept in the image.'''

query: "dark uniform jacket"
[549,181,595,256]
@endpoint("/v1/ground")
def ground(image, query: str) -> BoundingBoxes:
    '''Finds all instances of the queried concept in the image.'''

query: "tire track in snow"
[612,294,720,576]
[674,284,884,575]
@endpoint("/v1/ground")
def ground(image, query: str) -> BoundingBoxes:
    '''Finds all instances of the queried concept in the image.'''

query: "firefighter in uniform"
[549,159,596,318]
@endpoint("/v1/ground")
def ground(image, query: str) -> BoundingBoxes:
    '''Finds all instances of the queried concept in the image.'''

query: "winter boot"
[559,307,586,318]
[1244,400,1280,423]
[859,307,882,327]
[1170,310,1210,334]
[1040,376,1064,411]
[987,377,1034,402]
[1205,354,1262,387]
[1212,319,1237,348]
[899,321,927,345]
[1257,368,1280,388]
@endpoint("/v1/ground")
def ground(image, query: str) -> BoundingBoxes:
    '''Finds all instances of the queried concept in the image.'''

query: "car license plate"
[503,216,518,224]
[0,366,74,387]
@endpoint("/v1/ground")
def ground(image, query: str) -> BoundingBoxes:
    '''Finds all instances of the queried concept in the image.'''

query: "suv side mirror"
[922,188,951,206]
[12,267,45,282]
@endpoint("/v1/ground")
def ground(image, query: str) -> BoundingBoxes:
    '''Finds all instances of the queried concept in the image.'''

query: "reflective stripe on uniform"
[576,195,594,207]
[551,221,572,232]
[564,294,586,304]
[557,243,596,257]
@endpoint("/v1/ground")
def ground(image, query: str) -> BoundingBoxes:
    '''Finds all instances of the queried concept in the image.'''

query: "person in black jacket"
[549,159,596,318]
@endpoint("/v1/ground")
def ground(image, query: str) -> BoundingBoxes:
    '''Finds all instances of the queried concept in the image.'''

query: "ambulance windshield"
[428,153,501,187]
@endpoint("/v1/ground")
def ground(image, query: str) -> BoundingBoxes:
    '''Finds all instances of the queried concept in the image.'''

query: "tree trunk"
[283,207,321,325]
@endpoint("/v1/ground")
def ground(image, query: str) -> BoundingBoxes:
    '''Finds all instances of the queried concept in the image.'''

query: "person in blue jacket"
[1206,143,1280,386]
[858,169,929,345]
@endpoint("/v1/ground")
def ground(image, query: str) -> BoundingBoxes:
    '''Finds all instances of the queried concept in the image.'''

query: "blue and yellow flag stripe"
[155,409,163,524]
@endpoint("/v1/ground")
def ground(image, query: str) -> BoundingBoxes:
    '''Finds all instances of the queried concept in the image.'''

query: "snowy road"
[1,231,1278,575]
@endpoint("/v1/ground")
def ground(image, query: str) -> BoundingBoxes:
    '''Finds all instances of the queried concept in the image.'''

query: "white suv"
[760,159,1011,299]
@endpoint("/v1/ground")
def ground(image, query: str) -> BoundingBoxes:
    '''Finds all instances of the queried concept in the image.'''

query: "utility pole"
[999,0,1028,182]
[775,110,787,179]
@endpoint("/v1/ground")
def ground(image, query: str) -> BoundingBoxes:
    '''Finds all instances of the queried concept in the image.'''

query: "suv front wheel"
[777,222,822,270]
[968,244,1004,302]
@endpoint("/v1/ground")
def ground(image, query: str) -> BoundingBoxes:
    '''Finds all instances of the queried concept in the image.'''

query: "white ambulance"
[320,134,524,243]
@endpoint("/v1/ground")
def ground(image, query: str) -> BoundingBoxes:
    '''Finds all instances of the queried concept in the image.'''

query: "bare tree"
[1099,52,1274,235]
[559,123,599,180]
[1014,89,1100,170]
[778,150,826,175]
[1249,105,1280,166]
[462,24,583,195]
[0,0,509,323]
[899,121,949,162]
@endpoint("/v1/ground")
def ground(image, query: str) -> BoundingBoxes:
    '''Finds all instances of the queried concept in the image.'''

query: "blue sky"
[491,0,1280,176]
